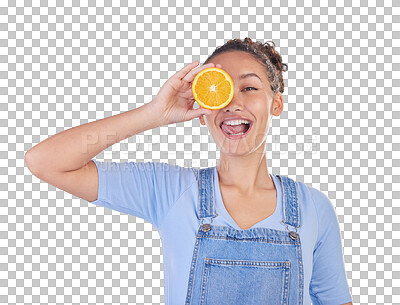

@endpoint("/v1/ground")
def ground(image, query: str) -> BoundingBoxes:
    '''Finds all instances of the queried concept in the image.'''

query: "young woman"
[25,38,353,304]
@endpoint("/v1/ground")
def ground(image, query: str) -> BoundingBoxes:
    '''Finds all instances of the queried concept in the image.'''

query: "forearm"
[25,102,162,174]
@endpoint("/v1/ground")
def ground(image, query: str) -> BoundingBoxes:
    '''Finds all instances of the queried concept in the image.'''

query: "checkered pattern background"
[2,0,399,304]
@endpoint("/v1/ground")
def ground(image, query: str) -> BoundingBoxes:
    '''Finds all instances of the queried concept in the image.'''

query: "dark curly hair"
[203,37,288,94]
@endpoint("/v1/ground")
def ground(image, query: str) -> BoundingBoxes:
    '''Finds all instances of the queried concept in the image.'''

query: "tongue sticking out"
[221,123,249,135]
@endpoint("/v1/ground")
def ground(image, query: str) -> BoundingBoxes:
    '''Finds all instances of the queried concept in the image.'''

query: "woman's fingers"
[173,61,200,80]
[173,61,223,89]
[182,62,223,83]
[172,61,223,83]
[182,62,215,83]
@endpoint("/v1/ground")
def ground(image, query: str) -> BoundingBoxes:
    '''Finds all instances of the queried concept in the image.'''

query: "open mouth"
[219,121,253,139]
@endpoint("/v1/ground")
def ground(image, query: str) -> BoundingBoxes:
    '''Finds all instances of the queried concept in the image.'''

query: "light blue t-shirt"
[89,160,352,305]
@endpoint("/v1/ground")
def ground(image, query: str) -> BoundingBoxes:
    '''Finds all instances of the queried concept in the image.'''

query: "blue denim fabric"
[185,168,304,305]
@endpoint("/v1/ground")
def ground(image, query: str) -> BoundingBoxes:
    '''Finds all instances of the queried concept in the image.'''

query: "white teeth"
[223,119,251,126]
[230,132,245,135]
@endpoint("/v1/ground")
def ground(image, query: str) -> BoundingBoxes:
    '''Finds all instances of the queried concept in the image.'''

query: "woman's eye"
[243,87,257,92]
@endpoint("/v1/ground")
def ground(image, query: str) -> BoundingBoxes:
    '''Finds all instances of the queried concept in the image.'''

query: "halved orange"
[192,67,234,110]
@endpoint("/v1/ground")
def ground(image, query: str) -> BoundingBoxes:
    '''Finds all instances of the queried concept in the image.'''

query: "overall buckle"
[200,214,218,232]
[281,220,300,240]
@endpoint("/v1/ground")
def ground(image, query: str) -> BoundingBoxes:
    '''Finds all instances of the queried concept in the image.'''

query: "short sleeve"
[88,160,197,229]
[308,186,353,305]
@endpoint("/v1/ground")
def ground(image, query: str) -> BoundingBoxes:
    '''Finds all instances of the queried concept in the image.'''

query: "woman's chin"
[216,134,267,157]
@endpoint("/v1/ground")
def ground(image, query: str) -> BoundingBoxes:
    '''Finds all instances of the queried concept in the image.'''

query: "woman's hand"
[149,61,222,126]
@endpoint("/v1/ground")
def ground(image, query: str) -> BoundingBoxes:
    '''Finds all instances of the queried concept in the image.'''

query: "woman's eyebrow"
[238,73,262,81]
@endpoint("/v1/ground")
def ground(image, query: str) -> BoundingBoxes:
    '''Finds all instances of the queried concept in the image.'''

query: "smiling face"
[199,50,284,157]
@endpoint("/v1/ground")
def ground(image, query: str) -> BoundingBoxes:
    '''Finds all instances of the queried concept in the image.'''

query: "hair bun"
[204,37,287,93]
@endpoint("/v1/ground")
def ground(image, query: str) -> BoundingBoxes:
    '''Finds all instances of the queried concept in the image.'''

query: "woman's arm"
[24,102,162,202]
[308,185,353,304]
[24,61,217,202]
[24,60,216,176]
[25,102,161,174]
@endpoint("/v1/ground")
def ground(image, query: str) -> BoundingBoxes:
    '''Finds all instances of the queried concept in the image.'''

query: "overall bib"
[185,167,304,305]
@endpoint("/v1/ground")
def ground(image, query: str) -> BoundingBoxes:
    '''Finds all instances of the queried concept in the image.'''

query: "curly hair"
[203,37,288,94]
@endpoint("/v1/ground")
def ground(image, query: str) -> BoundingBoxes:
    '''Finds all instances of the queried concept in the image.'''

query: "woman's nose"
[223,92,244,112]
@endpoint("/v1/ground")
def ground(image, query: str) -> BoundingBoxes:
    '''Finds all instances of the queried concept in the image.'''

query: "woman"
[25,38,353,304]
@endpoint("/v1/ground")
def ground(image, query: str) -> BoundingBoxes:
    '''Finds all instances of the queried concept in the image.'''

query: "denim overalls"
[185,167,304,305]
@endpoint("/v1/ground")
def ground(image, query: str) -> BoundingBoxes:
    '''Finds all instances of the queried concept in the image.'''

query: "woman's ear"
[271,92,284,116]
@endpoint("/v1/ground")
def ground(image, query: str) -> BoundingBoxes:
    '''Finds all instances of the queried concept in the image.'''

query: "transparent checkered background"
[2,0,399,304]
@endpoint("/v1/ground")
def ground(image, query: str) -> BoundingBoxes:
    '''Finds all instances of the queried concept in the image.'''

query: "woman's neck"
[216,153,274,195]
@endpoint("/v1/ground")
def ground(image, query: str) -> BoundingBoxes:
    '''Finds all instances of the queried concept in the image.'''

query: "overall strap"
[198,167,217,219]
[276,175,301,228]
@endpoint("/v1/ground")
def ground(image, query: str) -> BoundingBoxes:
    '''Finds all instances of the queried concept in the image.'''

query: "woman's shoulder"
[144,161,199,180]
[293,178,338,219]
[162,162,199,177]
[122,160,198,173]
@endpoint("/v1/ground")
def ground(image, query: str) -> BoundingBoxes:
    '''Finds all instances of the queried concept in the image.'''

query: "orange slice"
[192,67,234,110]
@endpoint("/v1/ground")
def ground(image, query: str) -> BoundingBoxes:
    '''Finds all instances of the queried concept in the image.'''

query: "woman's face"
[199,50,283,157]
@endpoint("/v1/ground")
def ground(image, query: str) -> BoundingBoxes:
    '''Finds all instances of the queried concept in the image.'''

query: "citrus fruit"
[192,67,234,110]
